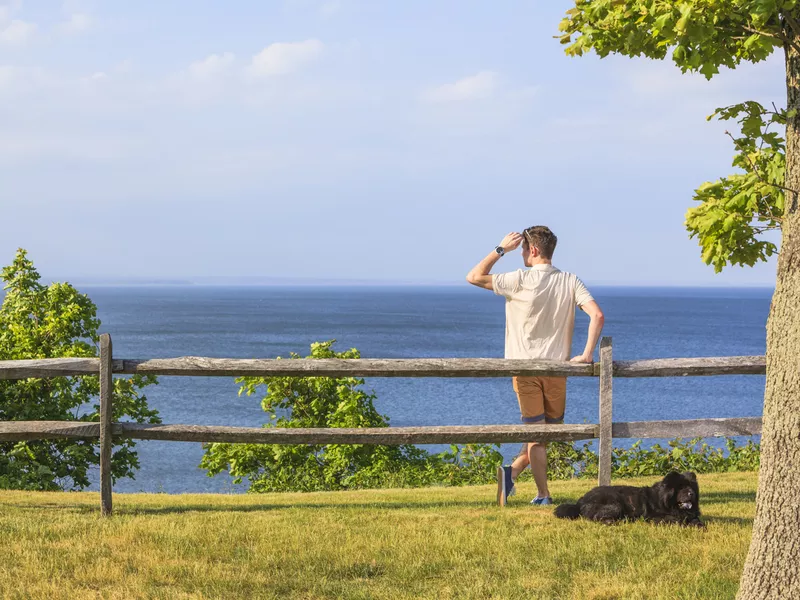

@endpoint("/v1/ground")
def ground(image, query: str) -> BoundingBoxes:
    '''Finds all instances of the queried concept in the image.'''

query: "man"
[466,226,604,506]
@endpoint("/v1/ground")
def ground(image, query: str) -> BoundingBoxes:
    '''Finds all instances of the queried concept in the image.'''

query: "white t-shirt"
[492,264,594,360]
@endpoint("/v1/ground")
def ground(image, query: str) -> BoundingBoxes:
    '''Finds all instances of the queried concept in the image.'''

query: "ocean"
[76,285,772,494]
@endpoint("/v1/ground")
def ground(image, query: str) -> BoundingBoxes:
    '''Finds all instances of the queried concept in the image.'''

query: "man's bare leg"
[510,445,530,479]
[529,442,550,498]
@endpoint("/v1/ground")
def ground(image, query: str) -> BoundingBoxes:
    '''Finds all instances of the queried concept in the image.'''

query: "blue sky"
[0,0,786,286]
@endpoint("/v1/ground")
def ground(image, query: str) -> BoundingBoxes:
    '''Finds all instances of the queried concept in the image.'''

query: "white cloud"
[0,19,36,45]
[415,74,537,138]
[58,13,92,35]
[582,55,786,148]
[247,39,324,77]
[422,71,498,103]
[188,52,235,81]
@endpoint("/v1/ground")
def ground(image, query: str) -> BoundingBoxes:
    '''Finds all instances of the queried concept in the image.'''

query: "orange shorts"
[512,376,567,425]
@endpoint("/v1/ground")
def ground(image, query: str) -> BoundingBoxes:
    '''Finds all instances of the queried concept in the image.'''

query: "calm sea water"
[80,285,770,493]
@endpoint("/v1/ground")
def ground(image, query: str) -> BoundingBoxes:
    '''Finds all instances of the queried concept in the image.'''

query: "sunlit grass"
[0,472,756,599]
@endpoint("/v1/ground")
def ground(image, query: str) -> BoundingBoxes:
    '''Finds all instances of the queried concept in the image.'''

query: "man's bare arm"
[571,300,605,363]
[466,232,524,291]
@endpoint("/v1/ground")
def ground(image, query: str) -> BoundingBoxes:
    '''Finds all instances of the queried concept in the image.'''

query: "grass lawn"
[0,472,756,600]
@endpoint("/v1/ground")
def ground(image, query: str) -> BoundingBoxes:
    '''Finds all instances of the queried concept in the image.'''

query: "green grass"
[0,472,757,600]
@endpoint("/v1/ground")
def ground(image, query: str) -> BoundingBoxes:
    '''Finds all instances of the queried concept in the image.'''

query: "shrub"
[0,249,159,491]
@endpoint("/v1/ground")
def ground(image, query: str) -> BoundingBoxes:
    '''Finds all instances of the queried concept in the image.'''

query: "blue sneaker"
[496,466,516,506]
[531,496,553,506]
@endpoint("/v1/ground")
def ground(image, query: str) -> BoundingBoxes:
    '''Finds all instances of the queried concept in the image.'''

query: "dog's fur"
[554,471,704,527]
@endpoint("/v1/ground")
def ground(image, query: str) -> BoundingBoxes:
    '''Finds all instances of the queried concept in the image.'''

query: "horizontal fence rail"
[113,357,596,378]
[0,418,762,444]
[611,356,767,378]
[115,423,599,445]
[0,421,102,442]
[0,357,101,379]
[0,334,767,515]
[611,417,762,438]
[0,355,767,380]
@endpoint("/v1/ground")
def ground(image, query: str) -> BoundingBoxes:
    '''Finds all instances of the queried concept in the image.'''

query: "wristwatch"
[494,246,505,257]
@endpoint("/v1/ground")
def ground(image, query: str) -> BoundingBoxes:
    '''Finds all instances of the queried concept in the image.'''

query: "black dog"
[554,471,704,527]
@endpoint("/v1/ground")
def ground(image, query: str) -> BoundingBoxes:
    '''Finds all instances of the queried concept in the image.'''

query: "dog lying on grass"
[554,471,705,527]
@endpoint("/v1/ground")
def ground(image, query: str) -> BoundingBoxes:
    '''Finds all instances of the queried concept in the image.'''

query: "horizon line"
[40,275,776,289]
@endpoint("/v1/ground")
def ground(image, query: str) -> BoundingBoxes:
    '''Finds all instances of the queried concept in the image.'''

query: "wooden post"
[598,336,613,487]
[99,334,113,516]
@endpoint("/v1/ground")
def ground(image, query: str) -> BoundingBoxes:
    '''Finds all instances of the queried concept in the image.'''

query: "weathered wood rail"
[0,355,766,379]
[0,335,765,514]
[0,422,600,445]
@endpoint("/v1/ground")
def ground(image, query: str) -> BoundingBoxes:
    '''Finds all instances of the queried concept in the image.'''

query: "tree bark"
[736,35,800,600]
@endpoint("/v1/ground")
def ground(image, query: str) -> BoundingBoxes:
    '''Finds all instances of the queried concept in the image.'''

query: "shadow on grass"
[3,498,507,516]
[0,501,755,531]
[0,488,757,518]
[704,516,753,526]
[119,499,506,515]
[702,490,757,504]
[0,502,98,515]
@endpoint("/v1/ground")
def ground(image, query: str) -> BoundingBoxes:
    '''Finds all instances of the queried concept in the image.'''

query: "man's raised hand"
[500,232,524,253]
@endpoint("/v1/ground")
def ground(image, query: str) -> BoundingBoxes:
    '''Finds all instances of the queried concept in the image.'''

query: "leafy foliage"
[558,0,793,80]
[511,438,758,482]
[0,249,160,491]
[611,437,761,477]
[687,102,786,271]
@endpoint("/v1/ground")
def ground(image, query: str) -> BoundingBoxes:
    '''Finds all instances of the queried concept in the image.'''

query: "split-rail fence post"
[99,333,114,516]
[598,336,613,487]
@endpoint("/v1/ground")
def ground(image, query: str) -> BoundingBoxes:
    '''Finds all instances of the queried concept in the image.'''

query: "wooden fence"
[0,335,765,515]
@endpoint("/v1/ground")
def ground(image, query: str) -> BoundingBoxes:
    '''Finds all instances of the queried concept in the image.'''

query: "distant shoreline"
[32,275,777,290]
[52,282,776,293]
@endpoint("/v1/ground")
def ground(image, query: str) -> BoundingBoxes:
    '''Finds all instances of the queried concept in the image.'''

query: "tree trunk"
[736,37,800,600]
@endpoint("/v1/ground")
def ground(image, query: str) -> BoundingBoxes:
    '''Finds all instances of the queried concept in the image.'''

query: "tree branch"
[742,25,800,54]
[752,225,781,234]
[760,198,780,224]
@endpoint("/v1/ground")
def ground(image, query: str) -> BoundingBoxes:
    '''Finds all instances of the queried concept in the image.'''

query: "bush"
[611,437,760,477]
[0,249,160,491]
